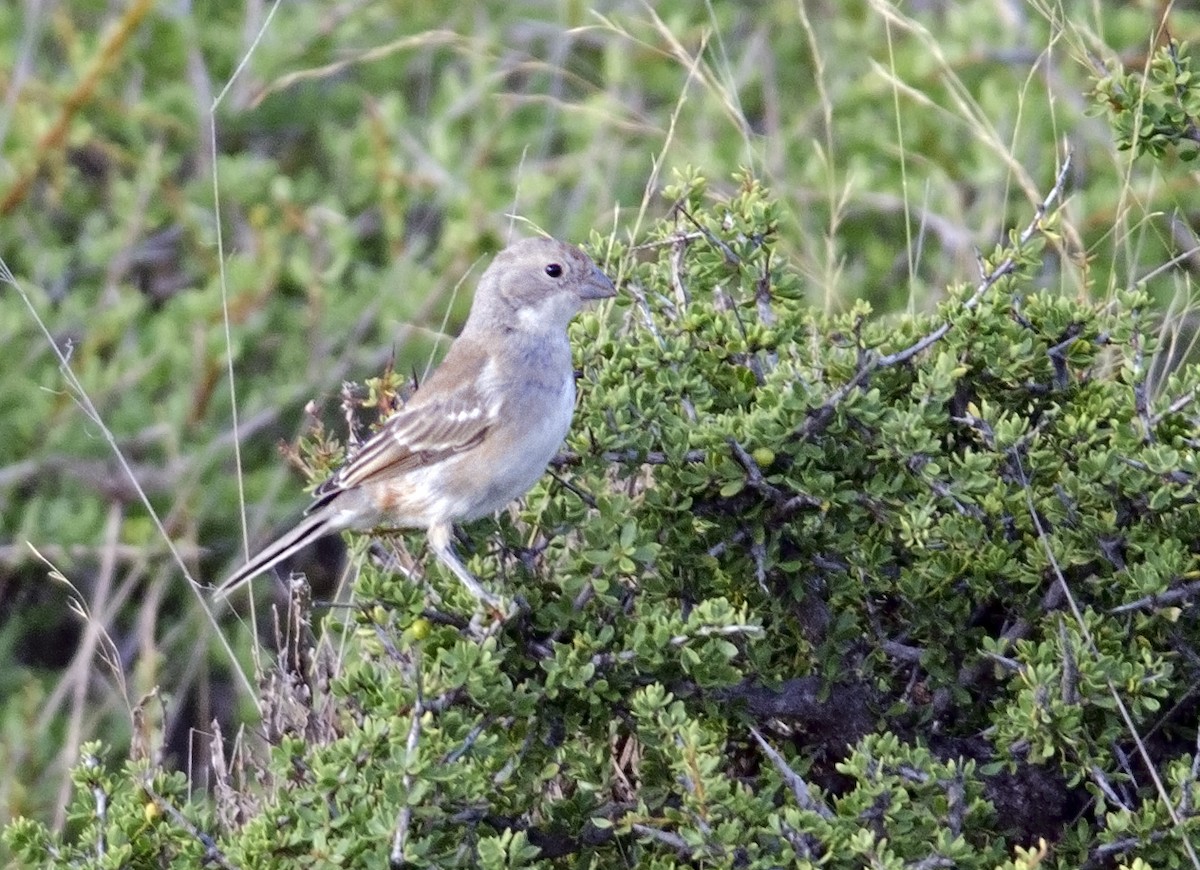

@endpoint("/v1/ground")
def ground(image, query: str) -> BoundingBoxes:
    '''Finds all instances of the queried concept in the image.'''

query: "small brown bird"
[213,237,616,606]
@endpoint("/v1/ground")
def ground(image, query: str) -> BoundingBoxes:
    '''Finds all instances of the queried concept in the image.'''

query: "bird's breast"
[454,361,576,521]
[369,336,579,527]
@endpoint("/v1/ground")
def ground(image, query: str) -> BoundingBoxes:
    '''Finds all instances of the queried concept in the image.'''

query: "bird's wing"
[315,370,496,500]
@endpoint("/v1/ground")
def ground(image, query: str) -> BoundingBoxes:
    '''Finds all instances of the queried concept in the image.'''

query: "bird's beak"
[578,264,617,301]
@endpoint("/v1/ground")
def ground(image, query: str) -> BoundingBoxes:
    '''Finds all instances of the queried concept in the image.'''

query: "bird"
[212,236,616,607]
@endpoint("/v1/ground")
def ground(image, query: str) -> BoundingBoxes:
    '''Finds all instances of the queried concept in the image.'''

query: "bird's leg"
[426,523,502,609]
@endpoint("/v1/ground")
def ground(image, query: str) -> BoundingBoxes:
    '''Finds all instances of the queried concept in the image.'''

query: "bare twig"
[391,659,425,866]
[1152,382,1200,427]
[630,824,721,861]
[1109,580,1200,615]
[748,726,833,819]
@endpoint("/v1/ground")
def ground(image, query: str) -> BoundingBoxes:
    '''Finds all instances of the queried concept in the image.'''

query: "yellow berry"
[752,447,776,467]
[407,618,431,641]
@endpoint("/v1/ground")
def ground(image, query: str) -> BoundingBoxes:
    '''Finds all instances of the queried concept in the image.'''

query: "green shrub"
[9,167,1200,868]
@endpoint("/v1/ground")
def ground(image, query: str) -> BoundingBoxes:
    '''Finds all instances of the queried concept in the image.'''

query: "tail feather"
[212,507,344,600]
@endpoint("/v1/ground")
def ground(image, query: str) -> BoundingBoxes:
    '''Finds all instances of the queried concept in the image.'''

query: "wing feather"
[314,379,495,501]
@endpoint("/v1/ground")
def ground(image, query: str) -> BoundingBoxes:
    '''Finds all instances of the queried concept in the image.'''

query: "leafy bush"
[8,164,1200,867]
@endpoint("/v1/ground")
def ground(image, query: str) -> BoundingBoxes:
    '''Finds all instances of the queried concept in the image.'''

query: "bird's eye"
[545,263,564,278]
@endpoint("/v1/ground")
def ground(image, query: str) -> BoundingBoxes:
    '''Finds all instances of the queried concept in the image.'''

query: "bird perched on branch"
[213,236,616,607]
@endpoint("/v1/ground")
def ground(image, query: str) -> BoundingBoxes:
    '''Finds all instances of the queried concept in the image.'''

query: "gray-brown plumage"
[213,237,615,605]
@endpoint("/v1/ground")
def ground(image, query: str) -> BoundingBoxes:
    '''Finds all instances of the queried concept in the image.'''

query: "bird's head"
[469,237,616,335]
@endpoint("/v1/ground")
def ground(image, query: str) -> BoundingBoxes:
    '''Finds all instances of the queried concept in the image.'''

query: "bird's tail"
[212,507,345,601]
